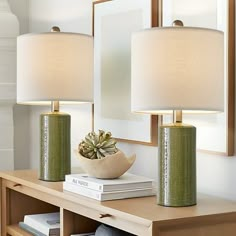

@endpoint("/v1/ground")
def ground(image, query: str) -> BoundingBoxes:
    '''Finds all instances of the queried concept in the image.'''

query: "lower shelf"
[7,224,33,236]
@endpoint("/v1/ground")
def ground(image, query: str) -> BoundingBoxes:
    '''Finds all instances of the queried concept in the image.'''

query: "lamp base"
[158,123,196,207]
[40,112,71,181]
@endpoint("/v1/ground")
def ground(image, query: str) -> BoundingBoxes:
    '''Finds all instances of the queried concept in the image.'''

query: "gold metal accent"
[13,184,22,187]
[173,110,182,123]
[172,20,184,27]
[99,213,112,218]
[171,20,183,123]
[51,26,61,32]
[49,26,60,113]
[51,101,60,112]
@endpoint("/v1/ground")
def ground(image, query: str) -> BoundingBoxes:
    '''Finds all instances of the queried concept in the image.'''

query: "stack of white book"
[19,212,60,236]
[63,173,155,201]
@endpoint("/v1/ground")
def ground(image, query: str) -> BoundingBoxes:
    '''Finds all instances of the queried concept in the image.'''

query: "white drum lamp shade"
[131,27,224,114]
[17,32,93,104]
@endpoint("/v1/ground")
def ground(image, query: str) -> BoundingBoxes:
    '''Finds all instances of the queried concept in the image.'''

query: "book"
[63,182,155,201]
[19,222,47,236]
[23,212,60,236]
[65,173,153,192]
[95,224,133,236]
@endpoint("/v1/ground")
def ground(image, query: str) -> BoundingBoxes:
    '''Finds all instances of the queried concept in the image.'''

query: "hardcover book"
[63,182,155,201]
[23,212,60,236]
[65,173,153,192]
[19,222,47,236]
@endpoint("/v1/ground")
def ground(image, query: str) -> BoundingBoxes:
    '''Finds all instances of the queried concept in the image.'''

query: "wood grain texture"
[0,178,2,235]
[61,208,99,236]
[227,0,235,156]
[61,208,74,236]
[1,178,9,236]
[7,224,33,236]
[1,170,236,236]
[8,188,59,224]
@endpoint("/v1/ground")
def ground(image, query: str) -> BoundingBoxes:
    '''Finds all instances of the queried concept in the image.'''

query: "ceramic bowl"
[76,150,136,179]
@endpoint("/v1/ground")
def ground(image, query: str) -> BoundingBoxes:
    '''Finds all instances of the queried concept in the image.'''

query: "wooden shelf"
[1,170,236,236]
[7,225,33,236]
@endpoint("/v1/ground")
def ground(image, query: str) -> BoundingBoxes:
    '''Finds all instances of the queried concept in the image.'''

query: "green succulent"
[79,130,118,159]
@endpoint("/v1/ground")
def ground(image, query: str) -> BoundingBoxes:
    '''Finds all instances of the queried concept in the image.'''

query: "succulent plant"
[78,130,118,159]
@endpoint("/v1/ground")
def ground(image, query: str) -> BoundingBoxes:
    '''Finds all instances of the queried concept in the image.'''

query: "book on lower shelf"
[65,173,154,192]
[19,222,47,236]
[63,181,155,201]
[23,212,60,236]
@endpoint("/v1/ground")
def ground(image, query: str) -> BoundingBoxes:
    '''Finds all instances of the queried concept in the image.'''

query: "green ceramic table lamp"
[17,27,93,181]
[131,21,224,206]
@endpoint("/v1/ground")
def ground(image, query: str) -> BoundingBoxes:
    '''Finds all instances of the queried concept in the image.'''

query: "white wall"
[12,0,236,201]
[9,0,31,169]
[28,0,92,34]
[0,0,21,171]
[13,105,31,169]
[9,0,29,34]
[18,0,93,169]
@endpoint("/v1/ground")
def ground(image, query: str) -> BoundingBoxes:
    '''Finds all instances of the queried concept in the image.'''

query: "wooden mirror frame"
[227,0,235,156]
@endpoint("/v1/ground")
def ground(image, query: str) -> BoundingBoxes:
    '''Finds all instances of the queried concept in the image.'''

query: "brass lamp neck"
[173,110,182,123]
[51,101,60,112]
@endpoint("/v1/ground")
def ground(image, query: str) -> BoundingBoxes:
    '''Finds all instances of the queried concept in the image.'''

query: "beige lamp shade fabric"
[17,32,93,104]
[131,27,224,114]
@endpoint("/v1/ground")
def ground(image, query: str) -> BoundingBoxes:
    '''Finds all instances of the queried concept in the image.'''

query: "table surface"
[1,169,236,224]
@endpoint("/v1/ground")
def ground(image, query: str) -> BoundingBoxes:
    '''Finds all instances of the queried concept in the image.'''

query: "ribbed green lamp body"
[158,123,196,207]
[40,112,71,181]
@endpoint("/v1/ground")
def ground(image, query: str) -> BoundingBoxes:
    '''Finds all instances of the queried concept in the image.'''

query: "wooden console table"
[1,170,236,236]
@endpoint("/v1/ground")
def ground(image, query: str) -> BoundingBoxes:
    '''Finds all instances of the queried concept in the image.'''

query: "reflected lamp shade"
[17,31,93,182]
[131,27,224,114]
[131,26,224,207]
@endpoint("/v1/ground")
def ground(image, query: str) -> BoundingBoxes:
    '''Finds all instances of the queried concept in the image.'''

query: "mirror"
[93,0,159,145]
[161,0,235,156]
